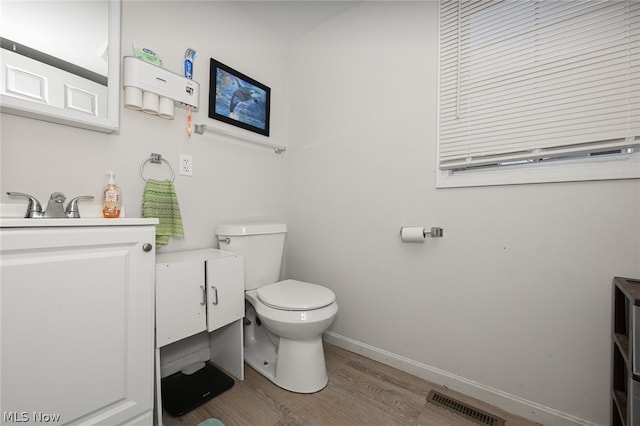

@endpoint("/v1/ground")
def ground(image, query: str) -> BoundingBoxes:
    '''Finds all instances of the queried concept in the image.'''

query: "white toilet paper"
[141,91,159,114]
[158,96,175,119]
[124,86,142,110]
[400,227,426,243]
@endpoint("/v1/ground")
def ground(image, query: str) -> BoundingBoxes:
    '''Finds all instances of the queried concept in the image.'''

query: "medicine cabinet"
[0,0,121,133]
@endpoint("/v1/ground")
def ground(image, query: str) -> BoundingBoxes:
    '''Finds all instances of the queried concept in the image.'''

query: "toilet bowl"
[244,280,338,393]
[215,223,339,394]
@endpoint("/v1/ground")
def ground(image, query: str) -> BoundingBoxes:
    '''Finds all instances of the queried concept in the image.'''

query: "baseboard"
[323,331,597,426]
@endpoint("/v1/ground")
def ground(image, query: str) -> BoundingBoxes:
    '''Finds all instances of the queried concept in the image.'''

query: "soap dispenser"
[102,170,121,218]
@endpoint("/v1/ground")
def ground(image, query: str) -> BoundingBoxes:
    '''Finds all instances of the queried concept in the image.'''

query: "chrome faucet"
[6,192,94,218]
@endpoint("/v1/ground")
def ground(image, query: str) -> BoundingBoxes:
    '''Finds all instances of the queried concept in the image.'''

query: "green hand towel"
[142,179,184,247]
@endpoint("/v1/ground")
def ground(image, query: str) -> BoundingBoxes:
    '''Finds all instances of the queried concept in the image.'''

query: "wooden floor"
[162,343,541,426]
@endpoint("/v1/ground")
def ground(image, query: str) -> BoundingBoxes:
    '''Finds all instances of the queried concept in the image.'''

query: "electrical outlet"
[180,154,193,176]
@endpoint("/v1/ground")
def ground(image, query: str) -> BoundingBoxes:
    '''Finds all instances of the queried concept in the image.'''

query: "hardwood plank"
[162,342,541,426]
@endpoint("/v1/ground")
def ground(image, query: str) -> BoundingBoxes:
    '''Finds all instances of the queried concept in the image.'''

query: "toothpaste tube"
[184,48,197,79]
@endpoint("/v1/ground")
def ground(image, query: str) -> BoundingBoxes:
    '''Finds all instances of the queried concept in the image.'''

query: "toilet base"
[244,335,328,393]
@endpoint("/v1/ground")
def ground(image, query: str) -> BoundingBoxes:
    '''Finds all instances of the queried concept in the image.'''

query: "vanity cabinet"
[0,220,157,425]
[155,249,245,347]
[155,249,245,424]
[612,276,640,426]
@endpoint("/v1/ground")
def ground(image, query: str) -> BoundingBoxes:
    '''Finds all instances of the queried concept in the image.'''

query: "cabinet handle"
[200,285,206,306]
[211,286,219,305]
[142,243,153,252]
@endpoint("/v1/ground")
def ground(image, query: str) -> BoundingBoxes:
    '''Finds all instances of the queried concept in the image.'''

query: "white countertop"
[0,217,158,228]
[0,203,158,227]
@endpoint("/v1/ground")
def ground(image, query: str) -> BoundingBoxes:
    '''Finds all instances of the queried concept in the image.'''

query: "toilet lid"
[257,279,336,311]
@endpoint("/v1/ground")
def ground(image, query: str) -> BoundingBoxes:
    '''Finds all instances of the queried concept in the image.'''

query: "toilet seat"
[257,279,335,311]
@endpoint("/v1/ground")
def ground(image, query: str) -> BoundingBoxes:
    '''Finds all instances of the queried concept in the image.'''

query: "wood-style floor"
[162,342,541,426]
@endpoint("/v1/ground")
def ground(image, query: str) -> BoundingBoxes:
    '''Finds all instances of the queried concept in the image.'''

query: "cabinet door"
[155,260,206,346]
[0,226,155,425]
[206,255,245,331]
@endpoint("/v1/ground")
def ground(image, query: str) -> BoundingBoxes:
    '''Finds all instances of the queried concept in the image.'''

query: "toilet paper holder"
[399,226,444,240]
[426,227,444,237]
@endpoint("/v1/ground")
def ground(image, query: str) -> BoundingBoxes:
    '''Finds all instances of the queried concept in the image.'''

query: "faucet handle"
[6,192,43,218]
[65,195,95,218]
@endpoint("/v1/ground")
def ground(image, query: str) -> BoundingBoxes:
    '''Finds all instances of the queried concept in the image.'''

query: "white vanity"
[0,218,157,425]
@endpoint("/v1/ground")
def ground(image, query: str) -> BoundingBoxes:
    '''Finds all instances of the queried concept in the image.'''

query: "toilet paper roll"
[400,227,426,243]
[124,86,142,110]
[158,96,175,119]
[141,91,159,114]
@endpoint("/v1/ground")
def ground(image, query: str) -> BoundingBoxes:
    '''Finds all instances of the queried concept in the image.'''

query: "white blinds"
[438,0,640,170]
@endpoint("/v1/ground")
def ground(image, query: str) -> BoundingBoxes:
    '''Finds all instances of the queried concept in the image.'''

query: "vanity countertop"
[0,217,158,228]
[0,203,158,227]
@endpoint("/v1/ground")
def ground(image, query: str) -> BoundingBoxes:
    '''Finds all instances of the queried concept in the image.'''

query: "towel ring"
[140,153,175,182]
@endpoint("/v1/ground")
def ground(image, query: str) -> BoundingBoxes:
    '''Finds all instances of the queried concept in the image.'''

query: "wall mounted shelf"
[193,124,286,154]
[123,56,199,119]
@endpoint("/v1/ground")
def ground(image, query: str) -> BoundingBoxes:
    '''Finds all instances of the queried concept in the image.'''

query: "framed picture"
[208,58,270,136]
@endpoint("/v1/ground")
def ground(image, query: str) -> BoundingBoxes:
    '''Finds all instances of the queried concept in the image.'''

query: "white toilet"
[215,223,338,393]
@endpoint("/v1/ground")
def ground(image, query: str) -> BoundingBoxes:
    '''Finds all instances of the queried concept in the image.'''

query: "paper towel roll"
[158,96,175,119]
[141,91,159,114]
[400,227,426,243]
[124,87,142,110]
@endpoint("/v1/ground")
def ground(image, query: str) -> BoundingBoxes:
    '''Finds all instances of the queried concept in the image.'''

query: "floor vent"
[427,390,506,426]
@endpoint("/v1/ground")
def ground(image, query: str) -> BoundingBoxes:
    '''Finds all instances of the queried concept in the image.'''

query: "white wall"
[1,1,290,253]
[286,2,640,426]
[2,2,639,425]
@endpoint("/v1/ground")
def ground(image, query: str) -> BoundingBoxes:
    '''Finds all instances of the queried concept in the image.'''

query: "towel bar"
[194,124,286,154]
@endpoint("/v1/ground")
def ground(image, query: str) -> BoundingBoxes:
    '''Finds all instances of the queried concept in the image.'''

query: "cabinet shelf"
[612,276,640,426]
[615,333,631,368]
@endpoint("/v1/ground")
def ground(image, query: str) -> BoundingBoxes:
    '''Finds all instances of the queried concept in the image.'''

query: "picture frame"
[208,58,271,136]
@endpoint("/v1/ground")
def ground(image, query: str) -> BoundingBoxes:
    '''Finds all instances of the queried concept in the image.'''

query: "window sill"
[436,152,640,188]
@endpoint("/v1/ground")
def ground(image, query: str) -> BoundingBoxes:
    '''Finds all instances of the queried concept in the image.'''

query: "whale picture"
[209,58,271,136]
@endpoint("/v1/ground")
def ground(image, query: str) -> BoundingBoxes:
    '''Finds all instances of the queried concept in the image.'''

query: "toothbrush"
[184,48,197,136]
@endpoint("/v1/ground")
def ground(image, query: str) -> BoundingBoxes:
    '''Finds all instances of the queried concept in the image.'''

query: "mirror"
[0,0,120,133]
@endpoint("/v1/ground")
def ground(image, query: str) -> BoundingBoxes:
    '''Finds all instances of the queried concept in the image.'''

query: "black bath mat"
[161,361,234,417]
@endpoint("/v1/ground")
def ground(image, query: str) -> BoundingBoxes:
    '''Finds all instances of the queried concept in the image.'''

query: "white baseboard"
[323,331,597,426]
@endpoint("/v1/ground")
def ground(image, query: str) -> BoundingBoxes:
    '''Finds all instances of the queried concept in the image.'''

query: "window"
[438,0,639,187]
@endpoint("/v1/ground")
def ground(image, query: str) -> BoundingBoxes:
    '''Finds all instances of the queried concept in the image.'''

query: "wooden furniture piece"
[0,219,157,425]
[613,276,640,426]
[155,248,245,424]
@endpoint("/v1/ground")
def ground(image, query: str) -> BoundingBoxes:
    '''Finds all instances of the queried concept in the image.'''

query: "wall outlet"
[180,154,193,176]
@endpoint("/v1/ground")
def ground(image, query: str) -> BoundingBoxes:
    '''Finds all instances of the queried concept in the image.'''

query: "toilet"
[215,223,338,393]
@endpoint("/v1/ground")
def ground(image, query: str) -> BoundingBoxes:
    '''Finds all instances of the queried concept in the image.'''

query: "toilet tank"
[216,223,286,290]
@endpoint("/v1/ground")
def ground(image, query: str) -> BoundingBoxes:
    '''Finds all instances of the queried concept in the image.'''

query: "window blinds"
[438,0,640,171]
